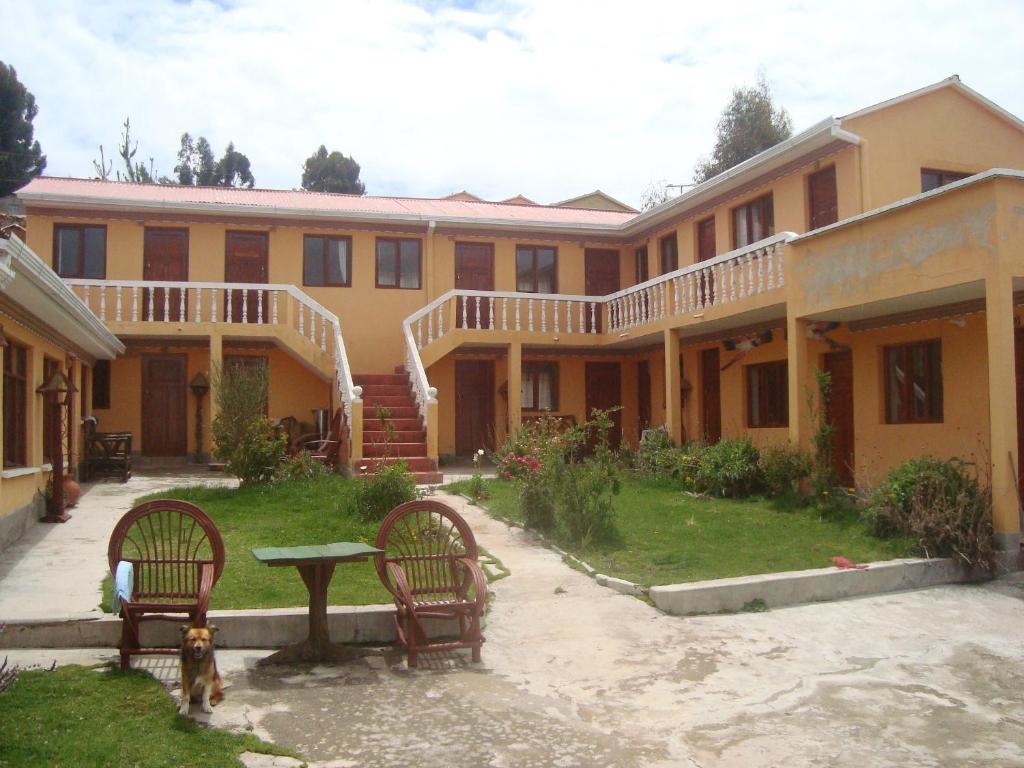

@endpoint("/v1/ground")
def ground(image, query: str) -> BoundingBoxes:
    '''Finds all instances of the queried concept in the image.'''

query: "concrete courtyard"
[2,481,1023,767]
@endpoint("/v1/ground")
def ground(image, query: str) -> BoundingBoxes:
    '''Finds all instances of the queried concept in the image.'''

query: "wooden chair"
[83,419,132,482]
[107,500,225,670]
[374,500,487,667]
[292,408,344,467]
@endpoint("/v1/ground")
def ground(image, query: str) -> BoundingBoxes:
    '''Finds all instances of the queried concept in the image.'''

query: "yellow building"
[7,74,1024,549]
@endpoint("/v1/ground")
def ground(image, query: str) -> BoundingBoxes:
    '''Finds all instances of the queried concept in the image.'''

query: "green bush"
[759,443,812,497]
[865,457,994,569]
[636,428,684,479]
[692,438,762,498]
[277,451,331,481]
[556,408,620,546]
[519,480,556,532]
[211,363,286,485]
[347,461,417,522]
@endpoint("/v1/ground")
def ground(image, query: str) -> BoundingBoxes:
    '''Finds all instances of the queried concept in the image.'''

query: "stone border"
[456,492,1024,615]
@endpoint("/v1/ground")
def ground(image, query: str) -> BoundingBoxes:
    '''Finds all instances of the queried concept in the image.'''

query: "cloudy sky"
[4,0,1023,207]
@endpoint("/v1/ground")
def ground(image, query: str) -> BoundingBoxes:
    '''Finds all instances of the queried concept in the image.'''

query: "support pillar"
[663,329,682,445]
[508,342,522,436]
[207,332,223,459]
[787,315,815,452]
[984,271,1022,548]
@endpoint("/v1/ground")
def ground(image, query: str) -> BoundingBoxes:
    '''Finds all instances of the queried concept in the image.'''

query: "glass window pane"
[751,203,763,241]
[56,228,81,276]
[326,239,348,285]
[910,345,927,419]
[537,369,553,410]
[376,241,397,286]
[83,227,105,277]
[536,249,556,293]
[516,248,534,292]
[399,241,420,288]
[734,208,749,247]
[927,342,943,420]
[748,368,761,426]
[520,369,534,408]
[303,237,325,285]
[886,348,904,423]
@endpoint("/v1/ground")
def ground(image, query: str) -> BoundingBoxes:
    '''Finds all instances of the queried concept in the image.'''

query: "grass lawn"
[0,665,298,768]
[102,476,393,611]
[446,476,916,587]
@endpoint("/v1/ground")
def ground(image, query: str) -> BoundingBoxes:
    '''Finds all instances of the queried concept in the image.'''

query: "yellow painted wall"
[842,86,1024,211]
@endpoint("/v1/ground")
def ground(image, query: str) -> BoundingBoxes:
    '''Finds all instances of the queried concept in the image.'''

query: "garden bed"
[100,476,392,611]
[446,477,915,587]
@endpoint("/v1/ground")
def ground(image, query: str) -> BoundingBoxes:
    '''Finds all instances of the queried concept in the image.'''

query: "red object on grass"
[831,556,868,570]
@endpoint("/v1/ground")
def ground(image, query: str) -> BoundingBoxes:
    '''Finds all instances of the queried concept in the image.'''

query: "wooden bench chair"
[374,500,487,667]
[83,420,132,482]
[291,408,344,467]
[107,500,225,670]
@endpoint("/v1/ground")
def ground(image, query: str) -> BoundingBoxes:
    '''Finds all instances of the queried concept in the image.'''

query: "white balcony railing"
[65,279,363,449]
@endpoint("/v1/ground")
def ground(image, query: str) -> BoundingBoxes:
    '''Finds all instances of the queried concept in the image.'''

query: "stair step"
[364,405,419,419]
[359,456,438,473]
[363,430,425,442]
[363,395,417,408]
[363,418,422,431]
[353,374,408,386]
[356,384,411,397]
[394,365,408,375]
[363,442,428,458]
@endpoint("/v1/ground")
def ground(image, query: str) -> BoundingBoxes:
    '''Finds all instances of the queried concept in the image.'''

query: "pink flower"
[503,471,512,480]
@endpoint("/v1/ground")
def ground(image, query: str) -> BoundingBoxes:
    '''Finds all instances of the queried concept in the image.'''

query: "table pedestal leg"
[260,562,369,665]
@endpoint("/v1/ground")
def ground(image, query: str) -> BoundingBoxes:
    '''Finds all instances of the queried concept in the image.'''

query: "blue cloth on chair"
[111,561,134,614]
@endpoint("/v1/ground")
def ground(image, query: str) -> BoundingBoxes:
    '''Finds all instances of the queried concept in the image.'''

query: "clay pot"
[63,476,81,508]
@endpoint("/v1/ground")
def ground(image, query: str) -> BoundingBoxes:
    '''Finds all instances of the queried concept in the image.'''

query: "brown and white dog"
[179,625,223,715]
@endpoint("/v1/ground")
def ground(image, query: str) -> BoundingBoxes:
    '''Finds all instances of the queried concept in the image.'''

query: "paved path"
[0,470,236,621]
[5,489,1024,767]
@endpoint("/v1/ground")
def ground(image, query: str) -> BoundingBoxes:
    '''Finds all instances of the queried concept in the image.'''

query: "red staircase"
[353,372,442,484]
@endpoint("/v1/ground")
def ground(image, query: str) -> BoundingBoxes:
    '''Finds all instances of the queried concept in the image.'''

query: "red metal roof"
[19,177,637,227]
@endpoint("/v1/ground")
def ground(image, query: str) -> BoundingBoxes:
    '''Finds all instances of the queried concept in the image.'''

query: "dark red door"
[455,243,495,329]
[637,360,651,437]
[808,165,838,229]
[824,349,854,485]
[585,249,620,332]
[144,228,188,321]
[701,348,721,443]
[455,360,495,455]
[142,355,187,456]
[1015,330,1024,495]
[225,231,268,323]
[697,217,716,304]
[585,361,622,448]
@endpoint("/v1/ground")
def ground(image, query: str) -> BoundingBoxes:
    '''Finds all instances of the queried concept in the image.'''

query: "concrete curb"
[649,550,1024,616]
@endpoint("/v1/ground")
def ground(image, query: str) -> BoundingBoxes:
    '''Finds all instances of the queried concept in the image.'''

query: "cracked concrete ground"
[6,491,1024,767]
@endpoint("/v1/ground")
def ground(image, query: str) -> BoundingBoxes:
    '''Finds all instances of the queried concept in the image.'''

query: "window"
[303,235,352,287]
[92,360,111,409]
[746,361,788,428]
[634,247,648,284]
[42,357,58,463]
[521,362,558,411]
[515,246,557,293]
[375,238,421,289]
[659,233,678,274]
[53,224,106,278]
[808,166,838,229]
[732,193,774,248]
[697,217,716,262]
[921,168,971,193]
[4,343,27,467]
[884,340,942,423]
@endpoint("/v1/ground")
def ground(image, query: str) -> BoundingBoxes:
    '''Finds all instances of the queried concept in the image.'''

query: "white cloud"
[4,0,1023,206]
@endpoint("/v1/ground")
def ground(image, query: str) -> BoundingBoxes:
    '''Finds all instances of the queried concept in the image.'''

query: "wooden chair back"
[374,499,479,604]
[107,500,225,603]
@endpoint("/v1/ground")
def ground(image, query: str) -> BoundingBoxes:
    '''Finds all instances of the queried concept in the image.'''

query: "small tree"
[639,180,670,212]
[0,61,46,196]
[693,73,793,183]
[211,363,284,485]
[301,145,365,195]
[173,133,217,186]
[214,141,255,188]
[93,117,157,183]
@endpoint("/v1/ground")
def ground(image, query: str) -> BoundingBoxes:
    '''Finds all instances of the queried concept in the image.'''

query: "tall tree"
[213,142,254,188]
[693,73,793,184]
[301,145,365,195]
[173,133,216,185]
[0,62,46,197]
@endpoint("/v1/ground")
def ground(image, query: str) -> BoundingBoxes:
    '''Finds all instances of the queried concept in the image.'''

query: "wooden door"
[455,243,495,329]
[637,360,651,437]
[700,348,721,443]
[225,231,268,323]
[697,217,716,304]
[455,360,494,455]
[585,249,620,332]
[1015,330,1024,496]
[808,165,838,229]
[824,349,854,486]
[144,228,188,321]
[142,355,187,456]
[585,361,622,448]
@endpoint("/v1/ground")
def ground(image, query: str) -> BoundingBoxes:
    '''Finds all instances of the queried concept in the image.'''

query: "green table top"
[251,542,384,565]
